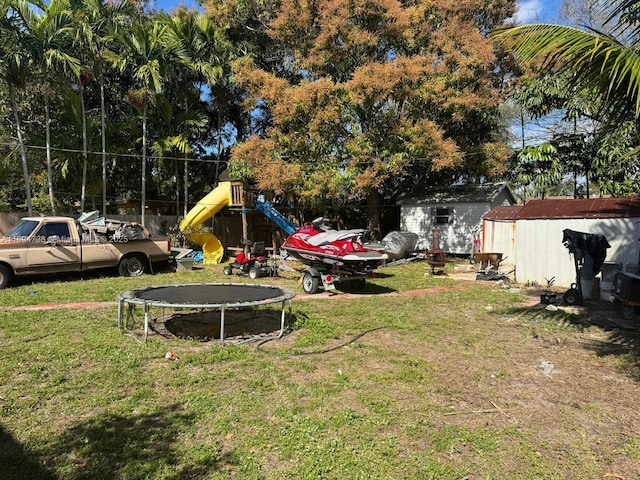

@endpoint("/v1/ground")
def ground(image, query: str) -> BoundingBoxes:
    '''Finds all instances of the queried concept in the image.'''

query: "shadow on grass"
[43,404,234,479]
[368,271,394,279]
[0,424,57,480]
[160,307,298,342]
[335,282,397,295]
[9,262,176,290]
[9,269,118,289]
[504,302,640,381]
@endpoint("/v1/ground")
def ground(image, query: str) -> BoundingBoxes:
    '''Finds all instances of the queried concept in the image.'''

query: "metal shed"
[483,198,640,287]
[398,183,517,254]
[481,205,523,274]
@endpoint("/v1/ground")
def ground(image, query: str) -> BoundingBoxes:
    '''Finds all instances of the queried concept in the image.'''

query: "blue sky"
[154,0,564,25]
[513,0,563,23]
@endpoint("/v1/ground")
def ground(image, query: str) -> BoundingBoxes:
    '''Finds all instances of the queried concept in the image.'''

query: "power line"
[0,141,225,164]
[1,141,493,166]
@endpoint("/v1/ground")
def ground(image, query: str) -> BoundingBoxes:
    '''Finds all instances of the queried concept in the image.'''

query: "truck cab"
[3,217,82,275]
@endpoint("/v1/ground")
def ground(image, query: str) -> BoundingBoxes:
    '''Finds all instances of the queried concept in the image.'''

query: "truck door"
[27,221,81,273]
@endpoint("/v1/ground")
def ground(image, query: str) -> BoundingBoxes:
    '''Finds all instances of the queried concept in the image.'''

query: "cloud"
[513,0,543,24]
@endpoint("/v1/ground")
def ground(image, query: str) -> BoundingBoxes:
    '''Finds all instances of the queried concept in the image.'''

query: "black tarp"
[562,229,611,278]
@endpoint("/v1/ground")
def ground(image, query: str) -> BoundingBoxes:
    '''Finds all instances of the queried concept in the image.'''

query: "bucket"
[601,262,622,283]
[600,281,613,302]
[580,278,594,300]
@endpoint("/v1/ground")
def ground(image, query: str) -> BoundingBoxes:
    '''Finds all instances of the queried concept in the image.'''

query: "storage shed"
[398,183,517,254]
[481,205,523,274]
[483,197,640,288]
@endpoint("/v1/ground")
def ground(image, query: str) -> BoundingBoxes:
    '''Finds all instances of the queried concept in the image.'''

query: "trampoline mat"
[133,284,286,305]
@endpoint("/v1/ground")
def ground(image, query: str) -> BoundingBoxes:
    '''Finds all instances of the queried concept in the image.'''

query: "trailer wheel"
[223,265,233,275]
[302,272,319,294]
[248,267,260,280]
[0,264,13,289]
[118,254,147,277]
[563,288,582,306]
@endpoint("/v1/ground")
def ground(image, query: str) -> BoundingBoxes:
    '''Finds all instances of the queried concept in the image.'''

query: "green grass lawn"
[1,261,640,479]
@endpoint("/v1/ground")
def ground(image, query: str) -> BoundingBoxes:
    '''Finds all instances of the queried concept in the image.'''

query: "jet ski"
[281,218,388,274]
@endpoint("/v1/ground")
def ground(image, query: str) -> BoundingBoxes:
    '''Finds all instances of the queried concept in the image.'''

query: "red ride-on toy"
[223,240,276,279]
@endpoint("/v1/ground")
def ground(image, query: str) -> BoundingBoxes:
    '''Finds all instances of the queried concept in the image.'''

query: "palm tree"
[490,0,640,123]
[0,0,42,215]
[108,18,186,226]
[160,9,227,216]
[71,0,135,216]
[31,0,81,214]
[149,93,207,214]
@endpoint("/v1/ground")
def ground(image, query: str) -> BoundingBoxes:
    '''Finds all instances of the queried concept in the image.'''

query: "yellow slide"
[180,181,232,265]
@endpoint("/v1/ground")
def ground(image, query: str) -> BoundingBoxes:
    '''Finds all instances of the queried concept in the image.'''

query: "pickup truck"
[0,216,172,289]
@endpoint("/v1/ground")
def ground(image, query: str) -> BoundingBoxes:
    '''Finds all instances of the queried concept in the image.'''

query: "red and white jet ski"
[281,218,388,293]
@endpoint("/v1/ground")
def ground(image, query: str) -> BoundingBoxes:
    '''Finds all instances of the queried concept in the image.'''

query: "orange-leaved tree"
[227,0,516,233]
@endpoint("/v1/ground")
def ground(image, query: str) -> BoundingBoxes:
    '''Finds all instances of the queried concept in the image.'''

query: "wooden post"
[241,190,249,253]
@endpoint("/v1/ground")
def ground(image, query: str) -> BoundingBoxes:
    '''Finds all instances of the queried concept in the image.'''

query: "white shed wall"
[400,202,494,254]
[514,218,640,287]
[482,219,516,271]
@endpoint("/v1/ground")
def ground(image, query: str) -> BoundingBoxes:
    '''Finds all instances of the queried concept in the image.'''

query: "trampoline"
[117,283,296,344]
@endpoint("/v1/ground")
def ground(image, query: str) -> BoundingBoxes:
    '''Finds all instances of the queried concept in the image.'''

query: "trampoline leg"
[220,306,226,345]
[277,300,286,339]
[144,302,150,342]
[117,298,123,330]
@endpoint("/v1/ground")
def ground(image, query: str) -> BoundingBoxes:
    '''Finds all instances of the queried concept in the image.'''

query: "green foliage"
[506,69,640,198]
[0,1,238,215]
[2,0,637,220]
[492,1,640,197]
[514,143,563,199]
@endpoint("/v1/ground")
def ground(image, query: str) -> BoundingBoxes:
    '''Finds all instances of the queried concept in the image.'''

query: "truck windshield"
[6,220,39,239]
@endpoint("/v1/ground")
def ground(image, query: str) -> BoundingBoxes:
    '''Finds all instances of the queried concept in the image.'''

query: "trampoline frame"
[117,282,296,344]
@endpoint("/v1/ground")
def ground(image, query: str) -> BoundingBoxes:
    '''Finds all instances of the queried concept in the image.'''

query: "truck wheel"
[223,265,233,275]
[248,267,260,280]
[0,265,13,289]
[118,255,147,277]
[302,273,319,294]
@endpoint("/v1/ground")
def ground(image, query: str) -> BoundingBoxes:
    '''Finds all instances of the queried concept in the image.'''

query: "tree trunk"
[9,82,32,216]
[215,107,222,183]
[183,93,189,217]
[100,77,107,216]
[45,95,56,214]
[366,189,381,240]
[80,85,88,213]
[183,155,189,218]
[141,101,148,227]
[175,159,180,216]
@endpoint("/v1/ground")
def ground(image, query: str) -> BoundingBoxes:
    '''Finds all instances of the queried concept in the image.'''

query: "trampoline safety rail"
[117,283,296,345]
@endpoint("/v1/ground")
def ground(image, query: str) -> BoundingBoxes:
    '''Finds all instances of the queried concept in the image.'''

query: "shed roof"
[398,182,516,205]
[513,198,640,219]
[483,205,523,221]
